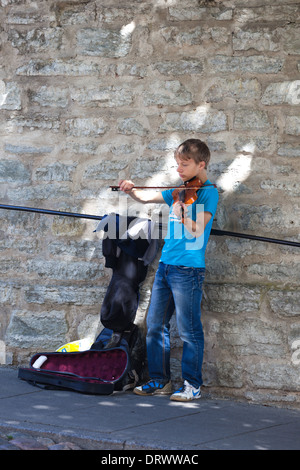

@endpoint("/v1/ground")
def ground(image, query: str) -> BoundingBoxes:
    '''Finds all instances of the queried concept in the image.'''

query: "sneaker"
[170,380,201,402]
[133,379,172,396]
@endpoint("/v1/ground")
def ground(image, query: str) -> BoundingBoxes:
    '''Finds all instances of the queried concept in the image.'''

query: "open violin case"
[18,343,129,395]
[18,215,152,395]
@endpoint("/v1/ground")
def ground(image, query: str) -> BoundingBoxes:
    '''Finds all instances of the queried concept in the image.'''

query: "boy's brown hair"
[175,139,211,169]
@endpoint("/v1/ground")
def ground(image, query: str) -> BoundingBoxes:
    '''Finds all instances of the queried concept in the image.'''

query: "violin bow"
[110,183,217,191]
[0,203,299,248]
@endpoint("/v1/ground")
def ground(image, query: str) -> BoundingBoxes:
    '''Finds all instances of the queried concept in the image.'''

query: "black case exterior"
[18,347,129,395]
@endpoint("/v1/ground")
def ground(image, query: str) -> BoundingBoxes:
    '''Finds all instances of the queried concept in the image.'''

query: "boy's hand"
[118,179,135,193]
[173,201,188,221]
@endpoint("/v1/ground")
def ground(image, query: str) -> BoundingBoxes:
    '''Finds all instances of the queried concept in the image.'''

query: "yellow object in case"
[56,338,93,353]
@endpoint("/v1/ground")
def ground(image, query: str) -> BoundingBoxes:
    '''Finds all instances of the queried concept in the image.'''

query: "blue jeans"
[146,262,205,388]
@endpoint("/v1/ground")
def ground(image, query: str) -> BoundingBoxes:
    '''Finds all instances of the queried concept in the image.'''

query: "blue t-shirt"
[160,181,219,268]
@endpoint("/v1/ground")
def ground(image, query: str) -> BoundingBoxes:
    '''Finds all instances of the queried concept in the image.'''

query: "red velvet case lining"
[30,349,128,384]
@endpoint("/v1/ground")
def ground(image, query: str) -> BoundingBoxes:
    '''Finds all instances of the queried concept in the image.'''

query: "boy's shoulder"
[197,183,219,214]
[198,181,218,198]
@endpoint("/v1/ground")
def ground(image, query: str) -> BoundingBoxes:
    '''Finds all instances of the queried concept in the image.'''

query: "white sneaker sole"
[170,392,201,402]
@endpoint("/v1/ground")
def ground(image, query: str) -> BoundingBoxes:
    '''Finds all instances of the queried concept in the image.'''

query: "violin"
[172,176,204,206]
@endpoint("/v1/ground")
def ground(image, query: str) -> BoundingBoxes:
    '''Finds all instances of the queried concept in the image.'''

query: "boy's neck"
[197,169,208,184]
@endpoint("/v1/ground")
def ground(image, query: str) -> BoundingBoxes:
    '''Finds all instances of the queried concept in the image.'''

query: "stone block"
[71,85,134,107]
[208,55,283,74]
[268,289,300,317]
[206,78,261,102]
[285,116,300,136]
[25,284,107,306]
[143,80,192,106]
[153,59,203,76]
[5,309,68,349]
[8,27,63,53]
[262,81,300,106]
[29,85,69,108]
[27,259,104,281]
[234,108,270,130]
[84,160,128,180]
[76,27,132,58]
[0,160,30,183]
[0,81,21,110]
[65,117,107,137]
[159,107,227,133]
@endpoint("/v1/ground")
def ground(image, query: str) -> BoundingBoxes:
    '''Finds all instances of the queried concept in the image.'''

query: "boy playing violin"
[119,139,219,401]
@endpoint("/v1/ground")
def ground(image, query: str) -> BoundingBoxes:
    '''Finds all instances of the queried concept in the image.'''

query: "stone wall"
[0,0,299,407]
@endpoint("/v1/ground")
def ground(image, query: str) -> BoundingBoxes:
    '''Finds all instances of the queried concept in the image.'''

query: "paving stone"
[9,438,48,450]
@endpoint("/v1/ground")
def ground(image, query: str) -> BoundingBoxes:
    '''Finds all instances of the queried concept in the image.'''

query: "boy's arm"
[118,180,165,204]
[173,201,212,238]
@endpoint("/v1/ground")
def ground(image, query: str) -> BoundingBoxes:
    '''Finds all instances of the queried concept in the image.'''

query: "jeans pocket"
[175,265,192,273]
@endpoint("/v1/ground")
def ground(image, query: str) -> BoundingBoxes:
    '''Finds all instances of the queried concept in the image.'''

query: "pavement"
[0,366,300,451]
